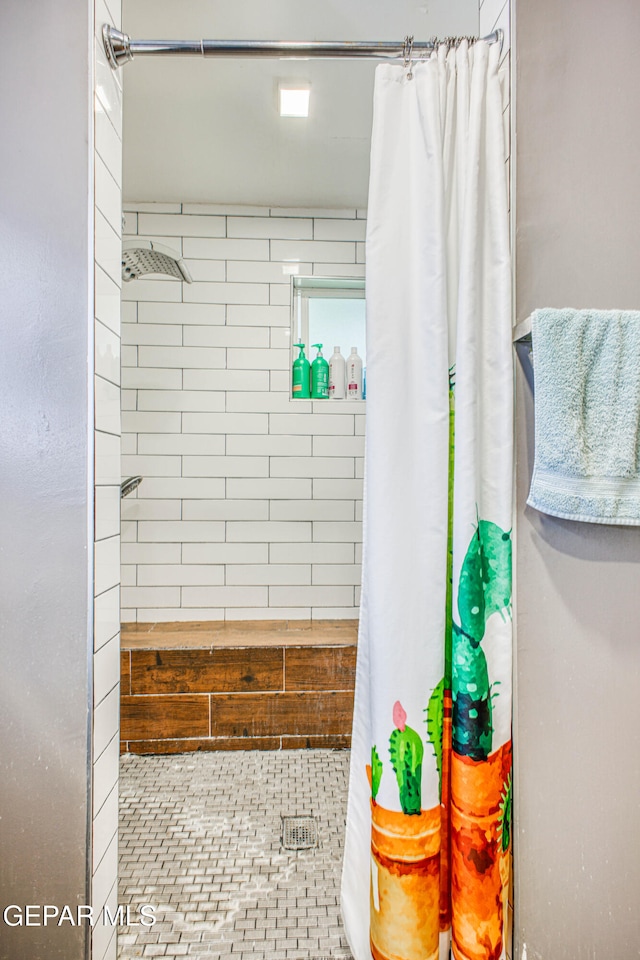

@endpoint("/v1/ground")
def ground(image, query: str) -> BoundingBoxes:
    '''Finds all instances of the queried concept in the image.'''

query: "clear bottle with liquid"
[346,347,363,400]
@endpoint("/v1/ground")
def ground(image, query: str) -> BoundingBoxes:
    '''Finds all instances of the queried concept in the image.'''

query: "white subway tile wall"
[121,204,366,622]
[93,2,122,957]
[479,0,511,205]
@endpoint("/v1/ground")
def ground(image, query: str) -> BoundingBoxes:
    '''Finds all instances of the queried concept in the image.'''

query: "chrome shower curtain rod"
[102,25,503,70]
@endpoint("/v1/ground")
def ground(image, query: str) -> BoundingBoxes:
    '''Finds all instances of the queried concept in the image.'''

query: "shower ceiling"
[122,0,479,208]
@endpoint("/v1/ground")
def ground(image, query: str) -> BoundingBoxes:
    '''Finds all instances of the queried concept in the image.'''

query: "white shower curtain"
[342,40,512,960]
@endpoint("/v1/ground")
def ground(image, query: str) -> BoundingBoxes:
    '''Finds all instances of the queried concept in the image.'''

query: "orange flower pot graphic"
[450,740,512,960]
[368,702,442,960]
[370,800,441,960]
[364,516,513,960]
[438,686,453,932]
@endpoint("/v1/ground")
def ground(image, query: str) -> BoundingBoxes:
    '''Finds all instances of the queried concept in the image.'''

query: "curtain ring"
[403,34,414,80]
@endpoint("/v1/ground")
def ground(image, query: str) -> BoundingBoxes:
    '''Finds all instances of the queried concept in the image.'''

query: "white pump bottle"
[329,346,346,399]
[346,347,363,400]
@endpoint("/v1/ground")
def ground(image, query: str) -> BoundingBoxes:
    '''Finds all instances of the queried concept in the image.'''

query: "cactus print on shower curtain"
[449,518,513,960]
[389,701,424,815]
[341,35,514,960]
[364,362,513,960]
[366,517,513,959]
[452,519,512,759]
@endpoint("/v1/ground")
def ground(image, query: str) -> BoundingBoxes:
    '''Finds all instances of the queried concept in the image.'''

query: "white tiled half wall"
[93,1,122,958]
[120,204,366,622]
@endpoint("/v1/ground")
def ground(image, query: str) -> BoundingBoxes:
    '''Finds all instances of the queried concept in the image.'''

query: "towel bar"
[513,316,532,344]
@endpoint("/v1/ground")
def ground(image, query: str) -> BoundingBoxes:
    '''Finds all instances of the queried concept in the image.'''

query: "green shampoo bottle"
[292,342,311,398]
[311,344,330,399]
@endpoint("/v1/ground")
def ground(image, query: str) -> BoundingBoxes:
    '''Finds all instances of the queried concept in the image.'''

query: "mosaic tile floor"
[118,750,354,960]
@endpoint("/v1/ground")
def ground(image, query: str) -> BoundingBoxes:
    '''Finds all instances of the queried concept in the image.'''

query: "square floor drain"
[281,815,318,850]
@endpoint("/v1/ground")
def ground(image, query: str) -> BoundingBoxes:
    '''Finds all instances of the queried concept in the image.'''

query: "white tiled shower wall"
[93,1,122,958]
[480,0,511,201]
[120,205,366,622]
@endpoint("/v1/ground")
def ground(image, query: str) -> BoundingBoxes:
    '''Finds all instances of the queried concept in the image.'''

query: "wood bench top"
[121,619,359,650]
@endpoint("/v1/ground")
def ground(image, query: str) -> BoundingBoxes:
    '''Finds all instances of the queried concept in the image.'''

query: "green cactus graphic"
[452,519,512,760]
[389,702,423,815]
[371,746,383,801]
[425,679,445,799]
[445,367,456,689]
[498,772,513,853]
[456,519,511,642]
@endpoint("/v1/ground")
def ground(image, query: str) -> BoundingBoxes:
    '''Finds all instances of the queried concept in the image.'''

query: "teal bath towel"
[528,308,640,524]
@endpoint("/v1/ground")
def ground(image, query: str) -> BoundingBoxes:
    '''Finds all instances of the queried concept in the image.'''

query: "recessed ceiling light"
[279,85,310,118]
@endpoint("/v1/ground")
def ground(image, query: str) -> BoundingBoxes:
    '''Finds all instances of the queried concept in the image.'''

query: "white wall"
[480,0,511,188]
[93,1,123,958]
[513,1,640,958]
[480,0,510,42]
[119,205,365,622]
[0,1,121,957]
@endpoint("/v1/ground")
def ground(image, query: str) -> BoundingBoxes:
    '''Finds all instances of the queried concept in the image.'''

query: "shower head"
[122,240,192,283]
[121,476,143,498]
